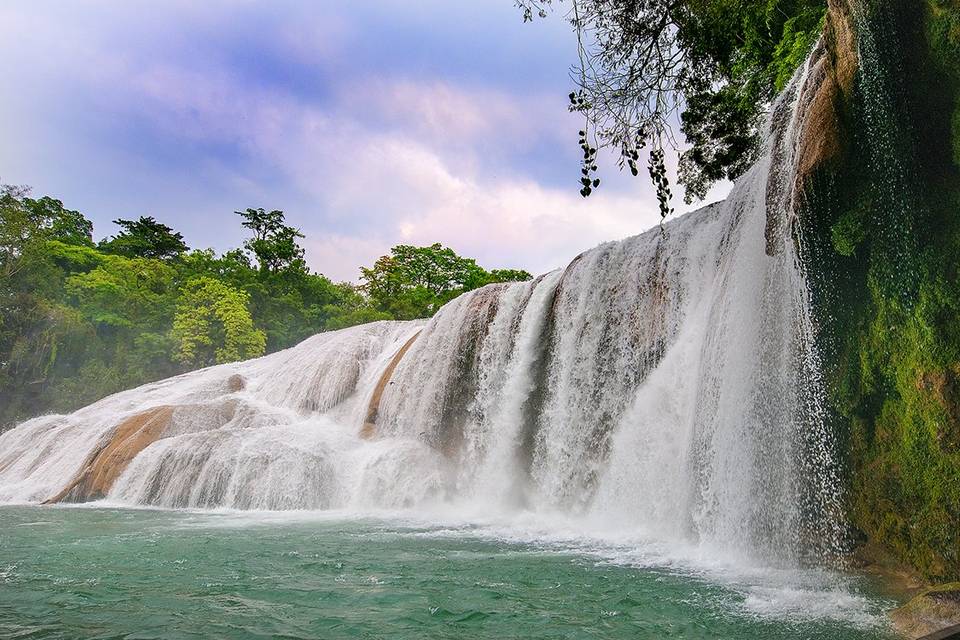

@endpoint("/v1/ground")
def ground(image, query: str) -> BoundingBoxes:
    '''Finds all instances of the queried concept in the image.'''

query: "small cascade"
[0,46,845,567]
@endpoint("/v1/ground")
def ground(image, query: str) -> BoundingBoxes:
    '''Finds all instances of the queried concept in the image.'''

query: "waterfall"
[0,49,844,567]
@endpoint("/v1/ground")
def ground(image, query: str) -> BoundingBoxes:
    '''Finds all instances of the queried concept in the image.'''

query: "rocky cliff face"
[794,0,858,189]
[799,0,960,583]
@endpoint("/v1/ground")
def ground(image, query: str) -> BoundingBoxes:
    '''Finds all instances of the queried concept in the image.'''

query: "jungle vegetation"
[0,188,530,427]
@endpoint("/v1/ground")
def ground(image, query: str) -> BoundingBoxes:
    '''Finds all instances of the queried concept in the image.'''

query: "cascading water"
[0,48,845,569]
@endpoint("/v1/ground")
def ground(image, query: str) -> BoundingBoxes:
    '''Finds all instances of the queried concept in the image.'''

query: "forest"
[0,187,530,427]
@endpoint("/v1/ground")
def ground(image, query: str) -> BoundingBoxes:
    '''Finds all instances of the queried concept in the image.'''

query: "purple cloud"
[0,1,730,282]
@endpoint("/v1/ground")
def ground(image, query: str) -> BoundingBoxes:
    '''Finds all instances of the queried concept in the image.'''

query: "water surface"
[0,506,897,639]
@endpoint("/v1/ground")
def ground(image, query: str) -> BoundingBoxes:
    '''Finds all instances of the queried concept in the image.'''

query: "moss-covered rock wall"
[801,0,960,581]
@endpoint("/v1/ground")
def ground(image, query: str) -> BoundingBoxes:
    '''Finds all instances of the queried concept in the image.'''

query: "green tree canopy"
[517,0,825,207]
[361,243,533,320]
[171,276,266,368]
[236,208,307,274]
[488,268,535,283]
[66,255,177,330]
[1,186,94,280]
[1,188,535,428]
[99,216,189,260]
[1,185,47,282]
[26,196,94,247]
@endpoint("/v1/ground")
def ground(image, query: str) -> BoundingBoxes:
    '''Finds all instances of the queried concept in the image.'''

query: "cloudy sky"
[0,1,728,281]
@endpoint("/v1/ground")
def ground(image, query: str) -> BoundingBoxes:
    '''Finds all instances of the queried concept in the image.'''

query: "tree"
[66,255,177,329]
[236,208,306,274]
[361,243,533,320]
[488,268,534,283]
[1,188,536,427]
[177,248,258,293]
[26,196,94,247]
[322,282,393,331]
[170,276,266,367]
[99,216,188,260]
[0,187,112,427]
[232,208,355,349]
[0,186,94,280]
[0,185,45,282]
[516,0,825,207]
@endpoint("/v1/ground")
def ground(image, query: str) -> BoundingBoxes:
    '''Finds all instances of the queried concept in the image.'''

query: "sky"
[0,1,729,282]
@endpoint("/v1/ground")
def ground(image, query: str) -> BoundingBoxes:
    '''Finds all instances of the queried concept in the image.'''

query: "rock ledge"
[891,583,960,639]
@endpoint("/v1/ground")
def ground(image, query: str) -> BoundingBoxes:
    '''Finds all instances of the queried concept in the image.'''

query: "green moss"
[952,105,960,168]
[849,275,960,578]
[925,0,960,168]
[830,207,868,256]
[800,0,960,582]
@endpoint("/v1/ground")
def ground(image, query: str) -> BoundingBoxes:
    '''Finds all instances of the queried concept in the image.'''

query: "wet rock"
[765,0,859,255]
[45,406,175,503]
[795,0,858,185]
[891,583,960,639]
[226,373,247,393]
[360,331,420,440]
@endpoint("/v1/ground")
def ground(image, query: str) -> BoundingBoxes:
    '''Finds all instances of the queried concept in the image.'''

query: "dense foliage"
[518,0,825,208]
[0,191,531,427]
[801,0,960,581]
[361,243,532,320]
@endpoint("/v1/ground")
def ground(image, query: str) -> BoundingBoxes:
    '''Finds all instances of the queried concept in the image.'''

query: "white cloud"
[0,2,729,283]
[338,78,565,149]
[112,59,676,280]
[288,126,663,280]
